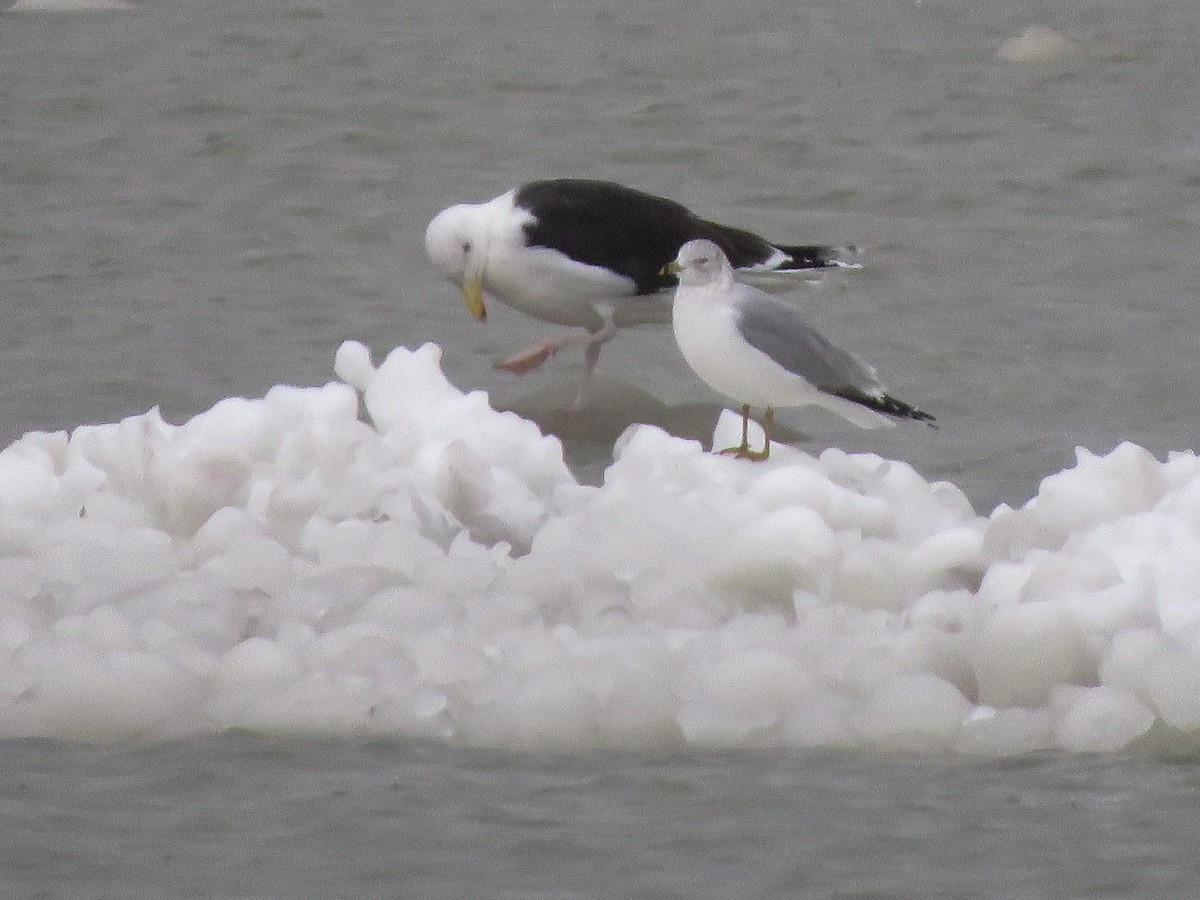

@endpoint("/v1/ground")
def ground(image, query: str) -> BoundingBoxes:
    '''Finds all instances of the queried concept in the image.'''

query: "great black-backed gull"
[669,239,933,459]
[424,178,857,407]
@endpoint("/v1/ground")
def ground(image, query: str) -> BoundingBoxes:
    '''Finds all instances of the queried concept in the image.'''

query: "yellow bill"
[462,276,487,322]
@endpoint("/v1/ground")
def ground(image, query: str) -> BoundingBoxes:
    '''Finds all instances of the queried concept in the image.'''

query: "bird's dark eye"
[462,241,472,253]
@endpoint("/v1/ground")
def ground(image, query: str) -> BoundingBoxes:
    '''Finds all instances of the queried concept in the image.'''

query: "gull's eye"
[462,241,472,254]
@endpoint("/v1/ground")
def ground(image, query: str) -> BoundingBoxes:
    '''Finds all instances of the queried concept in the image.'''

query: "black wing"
[516,180,840,295]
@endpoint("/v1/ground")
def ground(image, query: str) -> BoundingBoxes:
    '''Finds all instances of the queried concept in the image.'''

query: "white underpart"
[672,244,892,429]
[674,285,891,428]
[485,240,635,331]
[433,192,672,331]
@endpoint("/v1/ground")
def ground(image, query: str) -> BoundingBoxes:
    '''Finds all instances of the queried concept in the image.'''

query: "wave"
[1,341,1197,755]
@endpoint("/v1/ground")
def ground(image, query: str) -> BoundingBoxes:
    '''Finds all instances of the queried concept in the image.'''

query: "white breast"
[481,204,655,330]
[672,288,825,409]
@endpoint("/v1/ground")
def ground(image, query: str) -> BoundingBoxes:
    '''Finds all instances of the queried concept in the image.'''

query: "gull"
[425,179,856,407]
[670,239,934,459]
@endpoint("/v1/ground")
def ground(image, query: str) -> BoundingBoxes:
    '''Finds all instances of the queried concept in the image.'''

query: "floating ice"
[998,26,1075,63]
[1,341,1199,754]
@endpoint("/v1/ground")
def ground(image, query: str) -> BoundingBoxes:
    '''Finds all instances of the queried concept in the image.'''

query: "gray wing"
[735,288,885,395]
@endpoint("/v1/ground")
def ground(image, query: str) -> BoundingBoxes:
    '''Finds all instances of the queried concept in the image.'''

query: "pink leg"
[497,319,617,409]
[497,322,616,376]
[567,338,607,410]
[497,339,560,375]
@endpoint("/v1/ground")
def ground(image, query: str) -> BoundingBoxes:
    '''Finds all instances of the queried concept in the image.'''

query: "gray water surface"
[5,735,1200,899]
[5,0,1199,513]
[5,0,1200,896]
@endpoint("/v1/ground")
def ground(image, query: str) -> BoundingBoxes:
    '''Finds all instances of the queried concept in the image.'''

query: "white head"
[424,203,490,320]
[673,239,733,289]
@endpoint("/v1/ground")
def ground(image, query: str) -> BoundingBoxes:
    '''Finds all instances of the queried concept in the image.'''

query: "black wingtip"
[835,387,938,429]
[775,243,862,271]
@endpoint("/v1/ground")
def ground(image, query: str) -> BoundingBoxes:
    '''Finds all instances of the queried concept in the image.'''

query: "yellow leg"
[718,404,751,456]
[718,405,772,461]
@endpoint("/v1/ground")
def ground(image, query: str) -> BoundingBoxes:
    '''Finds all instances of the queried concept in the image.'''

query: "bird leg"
[568,337,604,411]
[718,406,773,461]
[723,404,753,456]
[496,320,617,376]
[497,318,617,410]
[496,339,561,375]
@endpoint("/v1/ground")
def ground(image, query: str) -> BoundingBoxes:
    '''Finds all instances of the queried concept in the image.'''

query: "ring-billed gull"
[670,239,934,459]
[425,179,857,407]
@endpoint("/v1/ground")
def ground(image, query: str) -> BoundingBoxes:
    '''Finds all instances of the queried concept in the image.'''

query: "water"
[6,735,1200,899]
[4,0,1200,895]
[6,0,1200,514]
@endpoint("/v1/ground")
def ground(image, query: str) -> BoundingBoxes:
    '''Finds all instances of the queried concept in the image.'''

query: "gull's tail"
[774,243,862,271]
[700,218,863,284]
[734,243,862,294]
